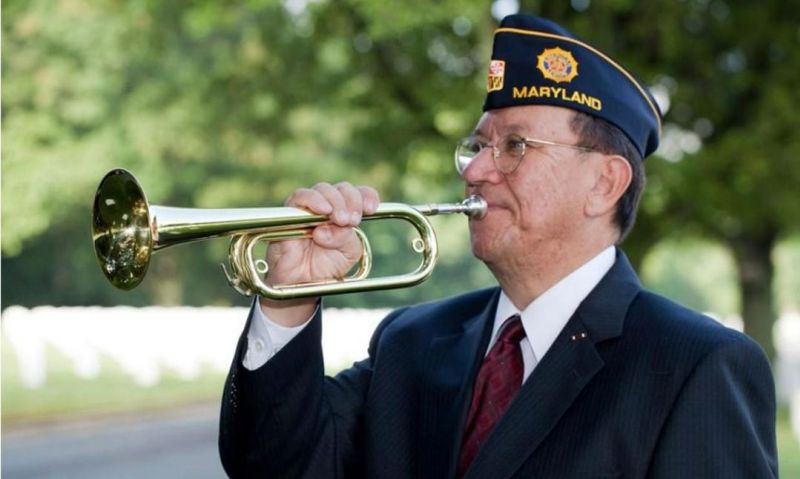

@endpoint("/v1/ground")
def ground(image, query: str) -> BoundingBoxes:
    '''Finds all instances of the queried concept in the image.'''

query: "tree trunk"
[728,232,778,362]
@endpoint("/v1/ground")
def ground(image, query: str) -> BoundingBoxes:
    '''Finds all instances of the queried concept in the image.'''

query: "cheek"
[512,171,583,232]
[511,176,558,226]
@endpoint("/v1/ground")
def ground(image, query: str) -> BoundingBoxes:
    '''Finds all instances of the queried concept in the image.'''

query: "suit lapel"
[418,289,500,479]
[464,250,642,479]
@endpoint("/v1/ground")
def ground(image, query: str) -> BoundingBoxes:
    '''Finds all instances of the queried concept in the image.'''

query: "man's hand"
[259,182,379,326]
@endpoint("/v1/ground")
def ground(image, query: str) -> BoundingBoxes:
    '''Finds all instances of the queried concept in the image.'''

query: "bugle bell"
[92,169,486,300]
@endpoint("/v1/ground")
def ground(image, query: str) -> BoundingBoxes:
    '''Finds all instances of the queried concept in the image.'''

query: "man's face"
[463,105,596,267]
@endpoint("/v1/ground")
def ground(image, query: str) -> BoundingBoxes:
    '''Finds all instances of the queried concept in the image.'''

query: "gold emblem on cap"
[537,47,578,83]
[487,59,506,92]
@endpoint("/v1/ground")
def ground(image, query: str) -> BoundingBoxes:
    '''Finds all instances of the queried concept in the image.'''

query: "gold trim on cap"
[495,27,662,134]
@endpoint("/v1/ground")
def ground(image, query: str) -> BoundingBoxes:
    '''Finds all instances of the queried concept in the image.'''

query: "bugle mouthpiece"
[414,195,487,219]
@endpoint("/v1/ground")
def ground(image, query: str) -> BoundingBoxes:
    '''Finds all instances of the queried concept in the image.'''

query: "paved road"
[2,404,226,479]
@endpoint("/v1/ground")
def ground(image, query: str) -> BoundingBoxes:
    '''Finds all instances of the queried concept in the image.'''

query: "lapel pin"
[571,332,588,341]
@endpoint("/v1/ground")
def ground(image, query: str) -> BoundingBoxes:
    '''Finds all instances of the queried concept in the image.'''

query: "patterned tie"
[457,315,526,477]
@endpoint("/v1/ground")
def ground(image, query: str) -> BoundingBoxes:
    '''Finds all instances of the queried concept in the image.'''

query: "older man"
[219,15,777,478]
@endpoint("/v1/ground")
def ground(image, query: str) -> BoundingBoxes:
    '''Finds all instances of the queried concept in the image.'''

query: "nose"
[462,146,503,186]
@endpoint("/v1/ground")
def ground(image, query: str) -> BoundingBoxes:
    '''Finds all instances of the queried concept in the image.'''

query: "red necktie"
[457,315,526,477]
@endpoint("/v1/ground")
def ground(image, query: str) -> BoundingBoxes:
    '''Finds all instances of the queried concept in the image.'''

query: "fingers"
[286,188,332,215]
[286,182,381,226]
[336,182,364,225]
[316,183,351,226]
[358,186,380,215]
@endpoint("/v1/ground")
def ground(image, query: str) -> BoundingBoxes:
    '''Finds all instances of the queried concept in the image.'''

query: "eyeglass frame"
[454,133,597,176]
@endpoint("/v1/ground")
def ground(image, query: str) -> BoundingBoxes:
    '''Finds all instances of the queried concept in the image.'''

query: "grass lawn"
[778,405,800,478]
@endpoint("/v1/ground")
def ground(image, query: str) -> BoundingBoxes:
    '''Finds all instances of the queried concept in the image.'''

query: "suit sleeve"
[647,336,778,478]
[218,304,400,478]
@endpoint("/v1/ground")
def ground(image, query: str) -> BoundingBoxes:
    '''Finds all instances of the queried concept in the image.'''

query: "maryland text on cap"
[484,15,662,158]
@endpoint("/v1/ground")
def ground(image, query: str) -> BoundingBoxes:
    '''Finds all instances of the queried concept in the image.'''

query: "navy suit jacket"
[219,252,777,478]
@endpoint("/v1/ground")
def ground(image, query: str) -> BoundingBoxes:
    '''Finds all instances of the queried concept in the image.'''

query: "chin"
[469,231,500,264]
[469,209,516,260]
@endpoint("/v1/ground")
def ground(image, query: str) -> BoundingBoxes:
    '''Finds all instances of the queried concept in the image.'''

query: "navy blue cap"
[483,15,661,158]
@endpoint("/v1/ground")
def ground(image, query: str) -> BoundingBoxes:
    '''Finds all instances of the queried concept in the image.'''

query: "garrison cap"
[483,15,662,158]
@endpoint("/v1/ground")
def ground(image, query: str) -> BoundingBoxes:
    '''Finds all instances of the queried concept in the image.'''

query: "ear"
[584,154,632,218]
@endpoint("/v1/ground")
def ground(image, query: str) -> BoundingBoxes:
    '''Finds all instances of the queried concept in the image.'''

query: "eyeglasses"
[454,133,595,175]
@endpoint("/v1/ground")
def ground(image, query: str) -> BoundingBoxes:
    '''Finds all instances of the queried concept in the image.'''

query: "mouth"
[469,202,509,223]
[466,189,510,218]
[482,201,509,212]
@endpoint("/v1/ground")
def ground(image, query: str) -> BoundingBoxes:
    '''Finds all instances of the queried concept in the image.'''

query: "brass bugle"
[92,169,487,300]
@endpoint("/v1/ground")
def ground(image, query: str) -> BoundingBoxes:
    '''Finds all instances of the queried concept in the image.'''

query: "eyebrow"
[471,123,527,138]
[502,123,527,134]
[470,128,487,139]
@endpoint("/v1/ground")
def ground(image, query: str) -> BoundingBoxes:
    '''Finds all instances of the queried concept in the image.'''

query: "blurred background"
[2,0,799,477]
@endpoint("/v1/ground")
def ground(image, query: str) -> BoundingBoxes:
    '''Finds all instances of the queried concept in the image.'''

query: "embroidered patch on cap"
[536,47,578,83]
[487,60,506,92]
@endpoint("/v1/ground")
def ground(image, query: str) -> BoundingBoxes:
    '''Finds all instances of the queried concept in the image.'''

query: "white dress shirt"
[242,302,315,370]
[490,246,615,384]
[242,246,616,373]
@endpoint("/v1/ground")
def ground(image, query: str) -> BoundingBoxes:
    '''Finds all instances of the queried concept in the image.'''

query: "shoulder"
[367,287,498,349]
[626,289,769,371]
[630,289,747,344]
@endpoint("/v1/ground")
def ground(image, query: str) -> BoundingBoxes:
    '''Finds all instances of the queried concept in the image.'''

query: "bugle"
[92,169,486,299]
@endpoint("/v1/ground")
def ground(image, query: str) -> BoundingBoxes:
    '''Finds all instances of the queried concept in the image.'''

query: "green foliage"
[2,0,798,317]
[641,237,800,317]
[777,405,800,479]
[775,237,800,312]
[641,238,739,316]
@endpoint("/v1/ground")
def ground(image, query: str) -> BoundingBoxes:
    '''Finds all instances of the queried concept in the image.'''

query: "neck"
[488,233,615,310]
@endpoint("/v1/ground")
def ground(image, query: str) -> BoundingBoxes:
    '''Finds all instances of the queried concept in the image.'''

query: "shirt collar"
[492,246,616,362]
